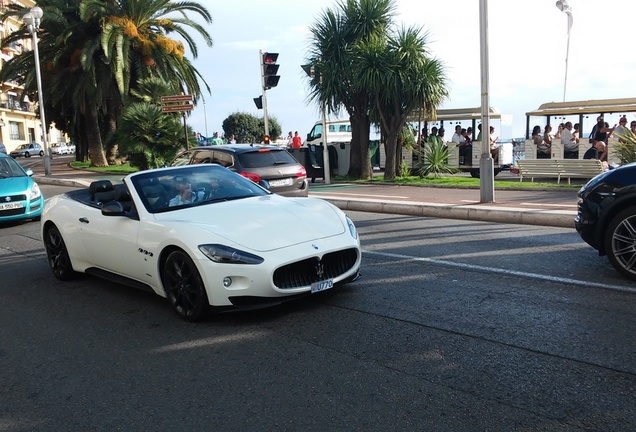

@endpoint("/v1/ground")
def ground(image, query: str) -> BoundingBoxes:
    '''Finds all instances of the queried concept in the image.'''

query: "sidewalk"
[33,166,578,229]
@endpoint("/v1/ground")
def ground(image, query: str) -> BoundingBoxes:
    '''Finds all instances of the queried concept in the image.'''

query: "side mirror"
[101,201,126,216]
[25,168,34,176]
[258,179,270,190]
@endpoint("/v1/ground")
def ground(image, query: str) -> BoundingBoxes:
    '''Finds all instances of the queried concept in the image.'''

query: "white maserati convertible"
[41,164,361,321]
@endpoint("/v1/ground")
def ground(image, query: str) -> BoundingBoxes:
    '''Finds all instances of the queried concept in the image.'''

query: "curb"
[313,195,576,229]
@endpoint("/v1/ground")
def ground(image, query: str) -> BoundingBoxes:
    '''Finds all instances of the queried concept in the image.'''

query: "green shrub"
[612,130,636,165]
[417,141,456,178]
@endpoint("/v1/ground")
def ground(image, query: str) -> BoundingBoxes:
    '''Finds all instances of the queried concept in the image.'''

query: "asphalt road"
[1,186,635,431]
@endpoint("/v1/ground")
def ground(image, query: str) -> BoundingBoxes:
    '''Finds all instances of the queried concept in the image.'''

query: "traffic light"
[253,96,263,109]
[262,52,280,89]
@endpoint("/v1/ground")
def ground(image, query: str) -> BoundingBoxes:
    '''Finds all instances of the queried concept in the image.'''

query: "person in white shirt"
[451,125,470,164]
[560,121,578,158]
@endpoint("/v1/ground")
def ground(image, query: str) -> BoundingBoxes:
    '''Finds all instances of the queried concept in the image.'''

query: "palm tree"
[80,0,212,98]
[0,0,213,167]
[0,0,111,164]
[353,26,448,180]
[306,0,395,179]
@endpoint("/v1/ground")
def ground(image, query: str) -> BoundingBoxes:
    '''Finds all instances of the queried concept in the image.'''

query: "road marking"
[520,202,577,208]
[312,192,409,199]
[363,250,636,294]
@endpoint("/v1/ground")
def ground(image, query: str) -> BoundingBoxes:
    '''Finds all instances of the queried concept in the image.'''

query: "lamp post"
[23,7,51,176]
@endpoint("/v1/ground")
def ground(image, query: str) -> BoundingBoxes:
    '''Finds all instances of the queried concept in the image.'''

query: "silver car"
[10,143,43,158]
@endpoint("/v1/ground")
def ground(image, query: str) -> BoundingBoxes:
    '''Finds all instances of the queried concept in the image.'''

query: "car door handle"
[79,217,89,224]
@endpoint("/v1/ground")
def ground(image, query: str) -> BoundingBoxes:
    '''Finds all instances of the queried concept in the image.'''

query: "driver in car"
[169,178,196,207]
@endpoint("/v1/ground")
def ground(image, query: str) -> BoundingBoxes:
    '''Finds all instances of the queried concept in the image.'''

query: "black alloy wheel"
[44,225,76,280]
[162,250,209,321]
[604,206,636,281]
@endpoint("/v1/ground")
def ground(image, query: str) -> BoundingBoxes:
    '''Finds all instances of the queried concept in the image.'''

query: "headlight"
[29,182,42,200]
[198,244,263,264]
[346,216,358,239]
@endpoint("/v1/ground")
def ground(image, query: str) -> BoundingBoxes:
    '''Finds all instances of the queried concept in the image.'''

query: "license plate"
[0,202,23,211]
[311,279,334,293]
[268,178,293,188]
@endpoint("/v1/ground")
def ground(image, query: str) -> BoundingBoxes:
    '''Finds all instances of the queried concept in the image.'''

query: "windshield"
[0,156,27,178]
[131,164,270,213]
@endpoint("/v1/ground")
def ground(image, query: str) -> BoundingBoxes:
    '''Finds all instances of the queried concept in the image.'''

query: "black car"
[575,162,636,281]
[171,144,309,197]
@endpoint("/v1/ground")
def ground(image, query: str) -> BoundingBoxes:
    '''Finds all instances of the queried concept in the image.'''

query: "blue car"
[0,152,44,223]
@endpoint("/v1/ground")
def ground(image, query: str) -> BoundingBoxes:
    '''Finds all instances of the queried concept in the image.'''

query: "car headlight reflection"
[29,182,42,200]
[198,244,263,264]
[346,216,358,239]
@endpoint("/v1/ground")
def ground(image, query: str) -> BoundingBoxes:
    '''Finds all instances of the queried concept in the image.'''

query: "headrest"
[89,180,114,194]
[143,185,164,198]
[114,186,131,201]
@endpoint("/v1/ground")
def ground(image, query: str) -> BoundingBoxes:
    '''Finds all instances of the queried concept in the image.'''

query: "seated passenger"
[561,121,579,159]
[533,125,550,158]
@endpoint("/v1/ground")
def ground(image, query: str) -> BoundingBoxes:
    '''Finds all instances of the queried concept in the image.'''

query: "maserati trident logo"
[315,260,325,279]
[4,196,10,202]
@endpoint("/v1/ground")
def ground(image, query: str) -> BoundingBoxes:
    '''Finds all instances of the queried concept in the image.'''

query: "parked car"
[0,152,44,223]
[10,143,44,158]
[66,143,76,154]
[575,162,636,281]
[41,164,360,321]
[0,142,6,154]
[171,144,309,197]
[50,143,71,155]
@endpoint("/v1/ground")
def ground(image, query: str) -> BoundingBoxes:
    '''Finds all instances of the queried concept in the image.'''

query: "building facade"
[1,0,65,154]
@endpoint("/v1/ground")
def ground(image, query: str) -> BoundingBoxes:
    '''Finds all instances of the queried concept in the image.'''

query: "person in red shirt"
[292,131,302,148]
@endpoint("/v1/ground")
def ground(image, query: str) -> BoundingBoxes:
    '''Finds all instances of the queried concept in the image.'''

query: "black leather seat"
[142,184,168,210]
[89,180,115,206]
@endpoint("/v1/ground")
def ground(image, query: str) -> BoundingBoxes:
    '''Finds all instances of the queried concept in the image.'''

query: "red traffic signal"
[262,52,280,90]
[263,53,278,64]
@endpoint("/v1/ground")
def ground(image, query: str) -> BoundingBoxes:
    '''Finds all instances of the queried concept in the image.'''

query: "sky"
[183,0,636,140]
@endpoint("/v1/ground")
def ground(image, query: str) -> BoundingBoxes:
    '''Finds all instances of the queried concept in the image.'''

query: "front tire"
[39,151,44,157]
[24,152,30,158]
[44,225,76,280]
[162,250,209,321]
[604,206,636,281]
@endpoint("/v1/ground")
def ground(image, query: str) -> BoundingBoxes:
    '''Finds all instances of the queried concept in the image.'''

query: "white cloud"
[185,0,636,139]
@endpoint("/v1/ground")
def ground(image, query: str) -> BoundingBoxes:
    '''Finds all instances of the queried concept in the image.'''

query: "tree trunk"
[86,104,108,167]
[384,131,399,180]
[349,113,372,179]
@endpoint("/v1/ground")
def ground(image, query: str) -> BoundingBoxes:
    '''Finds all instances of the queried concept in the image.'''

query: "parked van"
[303,120,411,175]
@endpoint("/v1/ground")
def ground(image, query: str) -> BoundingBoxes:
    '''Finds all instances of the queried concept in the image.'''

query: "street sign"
[161,94,193,103]
[161,104,194,113]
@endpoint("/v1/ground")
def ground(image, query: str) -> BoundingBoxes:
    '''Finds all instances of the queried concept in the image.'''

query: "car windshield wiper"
[207,194,254,203]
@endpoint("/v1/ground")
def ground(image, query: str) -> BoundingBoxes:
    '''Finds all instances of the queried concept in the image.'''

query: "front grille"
[1,194,27,201]
[273,248,358,289]
[0,207,26,216]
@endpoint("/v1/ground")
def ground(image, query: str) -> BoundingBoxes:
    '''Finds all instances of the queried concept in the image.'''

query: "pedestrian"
[286,131,294,148]
[292,131,302,149]
[227,134,236,144]
[211,132,224,146]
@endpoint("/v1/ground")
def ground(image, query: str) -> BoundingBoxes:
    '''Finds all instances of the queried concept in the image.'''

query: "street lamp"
[23,7,51,176]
